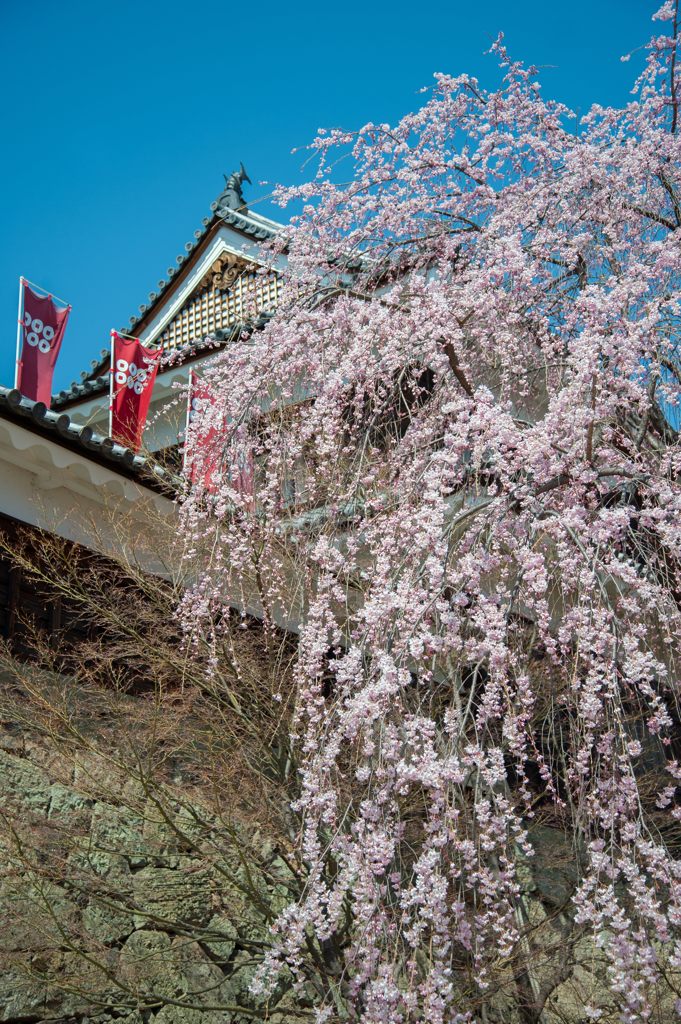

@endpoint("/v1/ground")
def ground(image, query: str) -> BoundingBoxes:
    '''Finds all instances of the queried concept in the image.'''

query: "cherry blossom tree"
[180,3,681,1020]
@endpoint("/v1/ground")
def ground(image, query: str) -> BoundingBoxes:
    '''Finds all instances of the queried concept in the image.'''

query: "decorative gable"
[156,253,282,350]
[51,170,286,411]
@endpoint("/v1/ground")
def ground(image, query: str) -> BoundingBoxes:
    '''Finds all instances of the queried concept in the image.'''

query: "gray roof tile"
[0,385,181,493]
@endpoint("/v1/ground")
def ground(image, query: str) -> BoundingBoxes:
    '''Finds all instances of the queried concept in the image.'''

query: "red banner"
[186,371,223,492]
[18,282,71,405]
[232,438,255,508]
[186,371,254,505]
[110,333,160,451]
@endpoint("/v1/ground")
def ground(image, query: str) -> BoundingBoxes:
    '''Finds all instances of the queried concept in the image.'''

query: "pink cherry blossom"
[179,3,681,1020]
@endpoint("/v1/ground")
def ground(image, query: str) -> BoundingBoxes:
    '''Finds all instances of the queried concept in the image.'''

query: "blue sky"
[0,0,660,394]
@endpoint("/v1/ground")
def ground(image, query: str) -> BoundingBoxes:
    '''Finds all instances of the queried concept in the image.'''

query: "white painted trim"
[242,208,286,233]
[0,415,177,565]
[0,417,169,505]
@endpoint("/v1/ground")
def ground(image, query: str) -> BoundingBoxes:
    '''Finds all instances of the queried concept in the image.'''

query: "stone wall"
[0,705,300,1024]
[1,671,679,1024]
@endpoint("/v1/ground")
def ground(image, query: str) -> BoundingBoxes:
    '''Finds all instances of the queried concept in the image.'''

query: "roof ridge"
[124,171,283,336]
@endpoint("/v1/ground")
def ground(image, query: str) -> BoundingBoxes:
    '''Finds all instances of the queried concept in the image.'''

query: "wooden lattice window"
[159,257,282,350]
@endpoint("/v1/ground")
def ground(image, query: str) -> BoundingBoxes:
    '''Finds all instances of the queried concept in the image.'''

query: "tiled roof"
[51,169,283,409]
[0,385,181,494]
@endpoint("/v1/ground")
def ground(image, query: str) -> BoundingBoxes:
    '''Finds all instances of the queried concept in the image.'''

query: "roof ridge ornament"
[211,163,251,217]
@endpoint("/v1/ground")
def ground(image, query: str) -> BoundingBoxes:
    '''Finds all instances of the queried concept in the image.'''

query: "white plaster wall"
[0,417,178,574]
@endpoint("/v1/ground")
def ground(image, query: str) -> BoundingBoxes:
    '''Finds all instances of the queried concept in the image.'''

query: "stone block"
[48,782,95,822]
[0,748,50,814]
[0,721,24,755]
[201,914,237,966]
[120,930,174,1000]
[0,969,51,1022]
[131,866,213,930]
[74,751,126,797]
[82,898,135,946]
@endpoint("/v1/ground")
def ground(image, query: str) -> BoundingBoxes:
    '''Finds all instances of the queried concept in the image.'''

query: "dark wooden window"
[0,511,90,659]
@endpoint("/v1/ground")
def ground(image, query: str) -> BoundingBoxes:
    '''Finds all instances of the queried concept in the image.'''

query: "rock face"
[5,673,675,1024]
[0,710,298,1024]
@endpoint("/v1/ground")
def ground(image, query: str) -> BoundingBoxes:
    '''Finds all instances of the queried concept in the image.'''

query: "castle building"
[53,167,285,452]
[0,171,286,644]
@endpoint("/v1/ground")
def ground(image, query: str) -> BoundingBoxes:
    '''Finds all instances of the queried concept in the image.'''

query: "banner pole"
[14,278,24,390]
[109,331,115,439]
